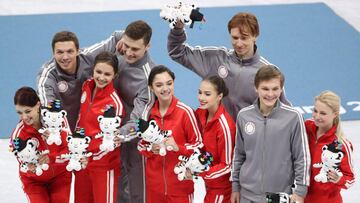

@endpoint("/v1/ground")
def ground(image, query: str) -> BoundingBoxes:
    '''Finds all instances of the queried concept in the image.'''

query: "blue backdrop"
[1,3,359,138]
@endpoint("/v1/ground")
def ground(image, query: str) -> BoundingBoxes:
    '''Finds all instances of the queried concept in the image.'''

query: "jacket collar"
[127,51,151,67]
[253,98,281,118]
[86,79,115,100]
[55,56,80,80]
[230,45,260,66]
[151,96,178,119]
[308,120,338,143]
[197,103,226,127]
[22,121,41,135]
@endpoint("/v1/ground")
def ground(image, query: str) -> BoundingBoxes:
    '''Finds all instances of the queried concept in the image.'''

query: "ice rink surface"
[0,0,358,202]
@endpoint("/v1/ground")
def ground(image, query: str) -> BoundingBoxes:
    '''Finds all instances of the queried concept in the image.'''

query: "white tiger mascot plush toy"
[174,148,213,181]
[135,118,172,156]
[12,137,49,176]
[61,128,92,171]
[160,1,204,29]
[313,140,344,183]
[39,100,69,145]
[95,105,121,152]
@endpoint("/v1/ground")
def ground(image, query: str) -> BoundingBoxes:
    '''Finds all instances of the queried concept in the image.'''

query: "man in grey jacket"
[231,65,310,203]
[37,30,122,133]
[168,12,290,119]
[114,20,155,203]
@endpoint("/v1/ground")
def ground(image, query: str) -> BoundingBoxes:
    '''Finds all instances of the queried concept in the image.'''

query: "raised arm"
[167,25,226,78]
[81,30,124,63]
[119,84,155,141]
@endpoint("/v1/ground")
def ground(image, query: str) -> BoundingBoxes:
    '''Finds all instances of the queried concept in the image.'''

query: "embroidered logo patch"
[217,65,228,78]
[80,92,87,104]
[244,122,255,135]
[57,81,68,93]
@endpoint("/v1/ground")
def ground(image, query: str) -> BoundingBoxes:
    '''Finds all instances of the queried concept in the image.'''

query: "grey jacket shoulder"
[114,52,156,139]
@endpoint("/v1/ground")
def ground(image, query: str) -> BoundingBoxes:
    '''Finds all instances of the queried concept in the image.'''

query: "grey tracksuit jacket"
[37,31,123,132]
[167,28,290,120]
[113,51,155,203]
[231,99,310,202]
[113,51,155,137]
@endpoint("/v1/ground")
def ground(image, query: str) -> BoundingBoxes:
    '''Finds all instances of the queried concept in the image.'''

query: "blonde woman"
[304,90,355,203]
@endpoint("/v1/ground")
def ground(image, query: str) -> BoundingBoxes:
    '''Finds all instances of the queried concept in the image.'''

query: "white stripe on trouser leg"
[142,156,146,203]
[70,172,75,203]
[107,170,114,203]
[215,195,224,203]
[188,193,193,203]
[218,195,224,203]
[20,179,31,203]
[107,171,109,203]
[26,194,31,203]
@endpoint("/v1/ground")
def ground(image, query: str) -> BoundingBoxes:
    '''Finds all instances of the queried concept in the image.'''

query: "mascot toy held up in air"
[160,1,205,29]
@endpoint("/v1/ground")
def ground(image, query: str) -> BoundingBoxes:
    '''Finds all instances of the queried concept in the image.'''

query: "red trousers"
[20,170,72,203]
[74,166,120,203]
[147,191,193,203]
[204,187,231,203]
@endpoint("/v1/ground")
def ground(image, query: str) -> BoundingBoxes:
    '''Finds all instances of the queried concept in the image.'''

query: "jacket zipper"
[161,117,167,195]
[43,138,55,177]
[87,92,94,115]
[261,117,267,195]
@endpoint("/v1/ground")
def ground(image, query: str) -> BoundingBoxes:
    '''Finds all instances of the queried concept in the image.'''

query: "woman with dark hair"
[194,75,236,203]
[75,51,125,203]
[9,86,71,203]
[138,65,202,203]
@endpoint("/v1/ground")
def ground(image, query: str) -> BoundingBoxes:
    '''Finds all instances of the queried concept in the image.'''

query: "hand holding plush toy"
[95,105,122,152]
[313,140,344,183]
[61,128,92,171]
[135,118,172,156]
[174,148,213,181]
[12,137,49,176]
[39,100,69,145]
[160,1,205,29]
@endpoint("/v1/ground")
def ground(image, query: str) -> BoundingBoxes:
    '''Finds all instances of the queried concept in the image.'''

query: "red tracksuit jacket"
[77,79,124,170]
[10,121,69,188]
[304,119,355,203]
[138,96,203,196]
[195,104,236,190]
